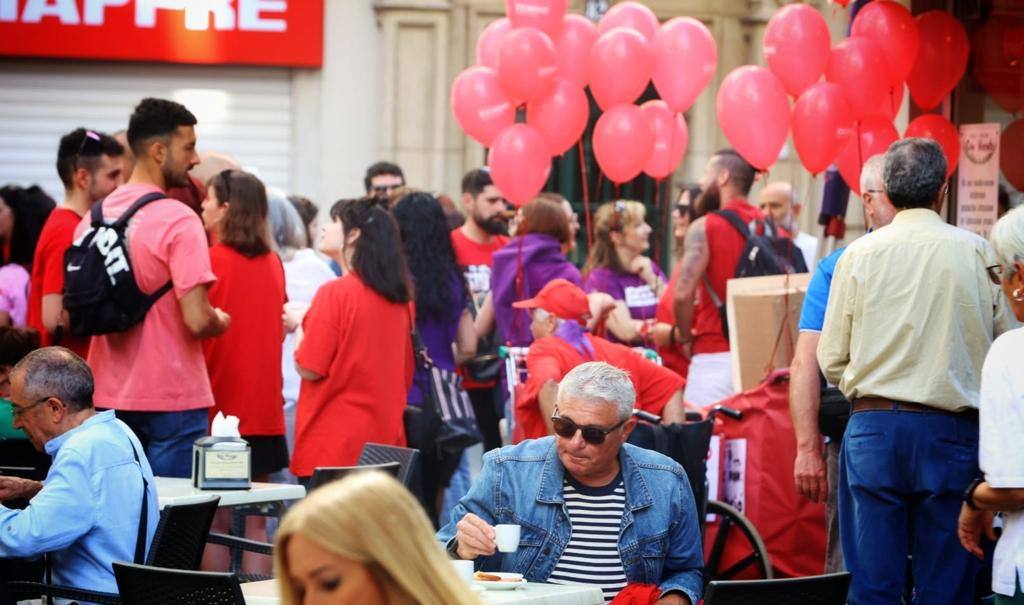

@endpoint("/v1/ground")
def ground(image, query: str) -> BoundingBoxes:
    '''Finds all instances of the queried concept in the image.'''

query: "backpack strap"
[713,209,753,240]
[127,436,150,565]
[113,192,168,229]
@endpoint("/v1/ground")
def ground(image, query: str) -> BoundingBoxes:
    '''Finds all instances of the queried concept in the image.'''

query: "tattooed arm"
[673,217,710,344]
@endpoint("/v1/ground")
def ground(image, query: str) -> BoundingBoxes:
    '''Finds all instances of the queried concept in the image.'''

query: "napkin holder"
[192,436,251,490]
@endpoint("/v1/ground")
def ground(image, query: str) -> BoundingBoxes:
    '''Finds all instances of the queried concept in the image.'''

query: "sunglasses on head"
[609,200,628,232]
[76,130,101,157]
[986,264,1004,286]
[551,413,626,445]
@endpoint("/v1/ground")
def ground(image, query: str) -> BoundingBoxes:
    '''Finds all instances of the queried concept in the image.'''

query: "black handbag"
[818,385,851,442]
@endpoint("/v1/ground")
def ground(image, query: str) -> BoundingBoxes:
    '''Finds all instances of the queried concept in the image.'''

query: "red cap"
[512,279,589,320]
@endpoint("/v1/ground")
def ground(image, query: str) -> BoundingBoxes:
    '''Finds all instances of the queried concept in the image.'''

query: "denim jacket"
[437,437,703,604]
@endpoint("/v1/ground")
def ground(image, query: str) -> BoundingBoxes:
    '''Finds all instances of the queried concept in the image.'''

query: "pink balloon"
[487,124,552,207]
[450,66,517,147]
[716,66,791,170]
[764,4,831,97]
[851,0,919,86]
[835,117,899,194]
[477,18,512,69]
[652,17,718,113]
[905,113,960,177]
[593,104,655,183]
[825,37,890,121]
[505,0,568,39]
[598,1,659,42]
[555,14,598,87]
[527,78,590,156]
[792,82,853,175]
[588,27,654,110]
[497,27,558,103]
[640,100,689,179]
[907,11,969,111]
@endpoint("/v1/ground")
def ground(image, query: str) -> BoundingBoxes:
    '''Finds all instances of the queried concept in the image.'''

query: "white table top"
[240,579,604,605]
[154,477,306,509]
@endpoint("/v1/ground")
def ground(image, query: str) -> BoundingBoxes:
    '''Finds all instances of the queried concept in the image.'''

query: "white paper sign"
[723,438,747,514]
[957,123,1001,239]
[706,435,721,522]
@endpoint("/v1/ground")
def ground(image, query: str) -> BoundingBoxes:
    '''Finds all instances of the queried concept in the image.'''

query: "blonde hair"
[274,472,481,605]
[992,205,1024,272]
[584,200,646,276]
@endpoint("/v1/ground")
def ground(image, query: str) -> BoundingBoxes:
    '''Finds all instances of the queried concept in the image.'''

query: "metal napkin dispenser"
[192,436,251,490]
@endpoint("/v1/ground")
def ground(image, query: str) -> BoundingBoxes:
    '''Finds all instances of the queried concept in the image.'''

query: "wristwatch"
[963,477,985,511]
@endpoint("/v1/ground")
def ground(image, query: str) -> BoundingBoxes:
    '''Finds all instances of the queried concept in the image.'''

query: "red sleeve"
[526,338,569,389]
[163,214,216,299]
[40,221,77,295]
[295,283,346,377]
[627,351,685,414]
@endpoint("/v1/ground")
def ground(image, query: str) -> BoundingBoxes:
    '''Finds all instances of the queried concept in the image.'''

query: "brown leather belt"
[852,396,977,419]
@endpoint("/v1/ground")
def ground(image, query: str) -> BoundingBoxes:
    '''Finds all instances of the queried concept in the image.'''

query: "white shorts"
[684,352,735,406]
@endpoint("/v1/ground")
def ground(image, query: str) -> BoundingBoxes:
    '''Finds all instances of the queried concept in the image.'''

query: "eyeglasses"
[9,396,54,419]
[551,414,627,445]
[986,264,1004,286]
[371,183,404,195]
[864,189,884,195]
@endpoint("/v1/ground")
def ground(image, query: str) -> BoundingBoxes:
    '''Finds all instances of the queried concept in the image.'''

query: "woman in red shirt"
[291,198,414,482]
[201,169,289,479]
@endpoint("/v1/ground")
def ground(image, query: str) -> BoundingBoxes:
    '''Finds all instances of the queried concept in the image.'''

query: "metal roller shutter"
[0,59,292,200]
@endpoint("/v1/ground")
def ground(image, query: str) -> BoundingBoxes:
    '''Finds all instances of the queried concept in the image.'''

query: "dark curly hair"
[329,197,413,304]
[0,185,56,267]
[127,97,197,157]
[392,192,468,321]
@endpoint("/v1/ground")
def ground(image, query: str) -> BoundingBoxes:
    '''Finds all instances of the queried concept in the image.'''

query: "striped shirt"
[548,473,628,602]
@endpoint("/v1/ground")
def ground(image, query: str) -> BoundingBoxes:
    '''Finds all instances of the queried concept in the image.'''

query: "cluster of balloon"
[450,1,716,205]
[1002,120,1024,193]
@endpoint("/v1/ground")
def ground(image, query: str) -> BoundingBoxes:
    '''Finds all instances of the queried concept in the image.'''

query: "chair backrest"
[704,572,852,605]
[626,419,714,524]
[308,462,402,492]
[146,496,220,570]
[113,562,245,605]
[357,443,420,488]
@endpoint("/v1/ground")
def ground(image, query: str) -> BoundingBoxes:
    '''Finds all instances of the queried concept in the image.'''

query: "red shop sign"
[0,0,323,67]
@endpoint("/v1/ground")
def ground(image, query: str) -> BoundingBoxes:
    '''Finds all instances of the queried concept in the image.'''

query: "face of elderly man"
[554,393,637,485]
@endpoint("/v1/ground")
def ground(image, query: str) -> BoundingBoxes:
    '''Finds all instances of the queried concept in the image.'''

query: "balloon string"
[889,87,896,119]
[578,138,593,249]
[596,172,605,207]
[653,178,665,263]
[855,120,864,184]
[614,182,621,199]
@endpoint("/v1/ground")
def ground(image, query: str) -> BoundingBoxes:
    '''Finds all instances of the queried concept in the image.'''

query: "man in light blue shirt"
[0,347,158,595]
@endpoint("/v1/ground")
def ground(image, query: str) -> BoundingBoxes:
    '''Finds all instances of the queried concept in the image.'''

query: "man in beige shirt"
[818,138,1016,605]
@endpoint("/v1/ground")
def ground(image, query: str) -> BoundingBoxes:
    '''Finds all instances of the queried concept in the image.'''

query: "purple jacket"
[491,234,583,347]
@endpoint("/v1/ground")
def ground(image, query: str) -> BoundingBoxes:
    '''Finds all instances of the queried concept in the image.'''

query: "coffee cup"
[494,524,521,553]
[450,559,474,584]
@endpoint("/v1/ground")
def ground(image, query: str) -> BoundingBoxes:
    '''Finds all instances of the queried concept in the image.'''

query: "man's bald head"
[190,151,241,187]
[758,181,799,232]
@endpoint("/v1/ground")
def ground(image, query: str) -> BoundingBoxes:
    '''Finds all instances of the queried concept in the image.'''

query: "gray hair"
[266,187,308,260]
[860,154,886,194]
[884,138,947,209]
[533,307,563,327]
[991,205,1024,272]
[556,361,635,421]
[12,347,94,411]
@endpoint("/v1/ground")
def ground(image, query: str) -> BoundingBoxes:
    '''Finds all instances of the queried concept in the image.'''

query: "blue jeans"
[840,409,980,605]
[116,409,208,478]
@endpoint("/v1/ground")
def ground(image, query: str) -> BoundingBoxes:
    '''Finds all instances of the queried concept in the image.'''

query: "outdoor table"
[240,579,605,605]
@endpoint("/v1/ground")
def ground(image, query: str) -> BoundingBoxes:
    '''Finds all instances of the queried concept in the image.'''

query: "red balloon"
[526,78,590,156]
[487,124,552,207]
[1000,120,1024,192]
[588,27,654,110]
[832,0,852,8]
[835,117,899,194]
[792,82,854,175]
[826,37,891,121]
[971,19,1024,115]
[450,67,517,147]
[505,0,568,38]
[497,27,558,103]
[904,114,960,177]
[640,100,689,179]
[555,14,598,87]
[593,104,655,183]
[907,11,968,111]
[763,4,831,98]
[716,66,791,170]
[851,0,919,86]
[870,82,905,121]
[598,1,659,42]
[652,17,718,113]
[477,18,512,69]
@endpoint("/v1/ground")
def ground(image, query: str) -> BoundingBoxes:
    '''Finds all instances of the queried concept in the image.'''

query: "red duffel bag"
[703,369,826,578]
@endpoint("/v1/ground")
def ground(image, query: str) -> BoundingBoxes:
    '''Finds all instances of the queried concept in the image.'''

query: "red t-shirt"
[450,227,508,389]
[655,263,690,379]
[692,200,765,355]
[203,244,287,436]
[27,207,90,358]
[290,273,414,476]
[516,333,685,441]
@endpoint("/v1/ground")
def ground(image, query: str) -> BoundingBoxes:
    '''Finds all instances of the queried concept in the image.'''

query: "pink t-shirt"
[74,183,217,412]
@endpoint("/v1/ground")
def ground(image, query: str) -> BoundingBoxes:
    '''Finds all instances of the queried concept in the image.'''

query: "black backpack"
[62,192,173,337]
[704,209,809,339]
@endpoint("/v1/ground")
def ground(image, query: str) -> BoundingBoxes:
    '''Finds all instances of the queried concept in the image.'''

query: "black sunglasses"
[551,414,626,445]
[372,183,403,195]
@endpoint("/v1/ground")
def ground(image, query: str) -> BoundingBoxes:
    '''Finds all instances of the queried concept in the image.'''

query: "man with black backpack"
[69,98,230,478]
[672,149,805,406]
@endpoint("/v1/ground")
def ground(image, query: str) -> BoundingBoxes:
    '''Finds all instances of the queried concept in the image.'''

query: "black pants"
[468,387,502,453]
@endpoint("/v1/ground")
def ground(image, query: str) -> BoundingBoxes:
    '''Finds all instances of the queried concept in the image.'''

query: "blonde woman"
[275,472,482,605]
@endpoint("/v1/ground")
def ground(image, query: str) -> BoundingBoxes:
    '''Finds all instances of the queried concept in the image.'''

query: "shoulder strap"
[126,436,149,565]
[112,192,167,230]
[89,197,106,228]
[713,209,752,240]
[703,275,723,309]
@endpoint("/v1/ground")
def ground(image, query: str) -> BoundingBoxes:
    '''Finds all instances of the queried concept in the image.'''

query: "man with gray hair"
[0,347,158,596]
[818,138,1017,604]
[758,181,818,271]
[438,361,703,605]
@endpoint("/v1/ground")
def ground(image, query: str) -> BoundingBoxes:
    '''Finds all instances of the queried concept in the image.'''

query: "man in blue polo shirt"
[789,154,895,572]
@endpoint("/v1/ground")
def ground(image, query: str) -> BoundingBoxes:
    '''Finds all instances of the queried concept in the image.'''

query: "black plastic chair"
[307,461,402,492]
[113,562,245,605]
[703,572,852,605]
[358,443,420,489]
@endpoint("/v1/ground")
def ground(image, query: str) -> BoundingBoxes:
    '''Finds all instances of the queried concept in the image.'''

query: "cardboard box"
[726,273,811,392]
